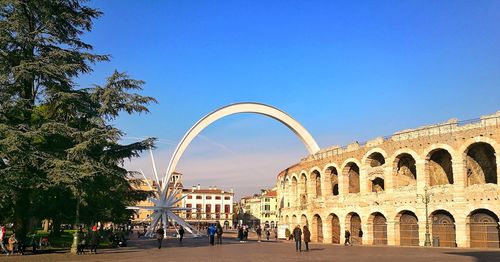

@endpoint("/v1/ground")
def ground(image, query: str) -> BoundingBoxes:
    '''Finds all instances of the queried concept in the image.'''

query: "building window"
[224,196,230,200]
[196,195,202,199]
[206,196,212,200]
[215,196,221,200]
[196,204,202,218]
[186,204,192,218]
[187,195,192,199]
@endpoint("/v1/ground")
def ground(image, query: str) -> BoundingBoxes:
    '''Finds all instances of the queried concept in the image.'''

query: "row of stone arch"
[282,140,498,201]
[285,208,500,248]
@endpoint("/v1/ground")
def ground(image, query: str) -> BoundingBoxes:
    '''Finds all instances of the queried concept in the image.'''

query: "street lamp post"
[417,186,432,246]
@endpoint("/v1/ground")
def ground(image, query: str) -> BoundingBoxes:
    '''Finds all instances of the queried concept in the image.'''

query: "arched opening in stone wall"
[300,173,307,206]
[292,215,297,225]
[467,209,500,248]
[312,214,324,243]
[431,210,456,248]
[371,177,385,192]
[369,212,387,245]
[285,215,290,226]
[301,214,308,227]
[311,170,322,198]
[346,212,362,245]
[465,142,497,185]
[428,149,454,186]
[367,152,386,167]
[291,176,298,206]
[397,211,419,246]
[328,213,341,244]
[326,166,339,196]
[344,162,360,193]
[394,153,417,187]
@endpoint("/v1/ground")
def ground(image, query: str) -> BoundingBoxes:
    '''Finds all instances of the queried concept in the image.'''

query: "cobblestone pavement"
[2,231,499,262]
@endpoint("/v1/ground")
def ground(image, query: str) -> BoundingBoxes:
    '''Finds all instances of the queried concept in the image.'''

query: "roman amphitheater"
[277,111,500,248]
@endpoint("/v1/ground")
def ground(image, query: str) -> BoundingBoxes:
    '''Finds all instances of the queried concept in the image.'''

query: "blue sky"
[79,1,500,199]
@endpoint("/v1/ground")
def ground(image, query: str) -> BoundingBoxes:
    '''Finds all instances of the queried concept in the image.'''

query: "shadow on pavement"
[445,251,500,262]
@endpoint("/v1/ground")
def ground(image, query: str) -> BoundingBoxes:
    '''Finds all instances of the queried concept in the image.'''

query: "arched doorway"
[431,210,456,247]
[301,214,308,227]
[311,170,322,198]
[466,142,497,185]
[291,176,298,206]
[347,213,362,245]
[326,166,339,196]
[371,213,387,245]
[394,153,417,187]
[428,149,454,186]
[469,209,500,248]
[344,163,360,194]
[312,214,324,243]
[399,211,419,246]
[328,213,341,244]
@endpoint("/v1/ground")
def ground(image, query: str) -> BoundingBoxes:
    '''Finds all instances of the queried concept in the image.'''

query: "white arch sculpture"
[161,102,320,191]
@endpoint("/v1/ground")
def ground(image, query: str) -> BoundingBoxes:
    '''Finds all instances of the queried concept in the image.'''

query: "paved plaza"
[2,232,499,262]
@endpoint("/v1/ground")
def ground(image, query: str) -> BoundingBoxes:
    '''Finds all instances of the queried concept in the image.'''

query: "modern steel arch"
[161,102,320,189]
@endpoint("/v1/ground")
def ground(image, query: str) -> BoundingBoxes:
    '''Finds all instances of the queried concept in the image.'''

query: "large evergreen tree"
[0,0,157,240]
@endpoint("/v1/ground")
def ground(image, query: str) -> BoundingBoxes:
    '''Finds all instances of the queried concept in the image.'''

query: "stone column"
[323,215,332,244]
[359,165,368,195]
[416,159,427,190]
[388,220,397,246]
[323,170,333,202]
[455,217,467,247]
[385,165,394,194]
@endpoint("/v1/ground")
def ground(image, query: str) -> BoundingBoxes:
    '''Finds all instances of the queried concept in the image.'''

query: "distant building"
[179,185,234,229]
[238,188,279,229]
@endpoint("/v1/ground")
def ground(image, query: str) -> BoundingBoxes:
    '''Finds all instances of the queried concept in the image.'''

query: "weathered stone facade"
[277,112,500,248]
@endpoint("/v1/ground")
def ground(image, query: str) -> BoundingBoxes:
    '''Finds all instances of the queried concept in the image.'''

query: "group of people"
[344,228,363,246]
[255,226,273,242]
[76,225,100,255]
[207,223,223,245]
[236,225,249,242]
[0,225,19,256]
[155,225,186,249]
[292,225,311,252]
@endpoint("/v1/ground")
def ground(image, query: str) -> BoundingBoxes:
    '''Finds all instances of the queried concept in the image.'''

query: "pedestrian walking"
[243,226,248,241]
[303,225,311,252]
[292,225,302,252]
[237,226,243,242]
[156,227,164,249]
[256,226,262,242]
[266,229,270,241]
[344,230,351,246]
[208,224,216,246]
[0,225,7,255]
[89,225,99,254]
[7,233,17,255]
[216,223,223,245]
[178,226,185,243]
[358,228,363,245]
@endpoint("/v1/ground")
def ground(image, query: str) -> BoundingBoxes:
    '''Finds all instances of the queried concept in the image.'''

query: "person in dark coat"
[344,230,351,246]
[156,227,164,249]
[358,228,363,245]
[256,226,262,242]
[216,223,223,245]
[292,225,302,252]
[303,225,311,251]
[178,226,185,243]
[89,226,99,254]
